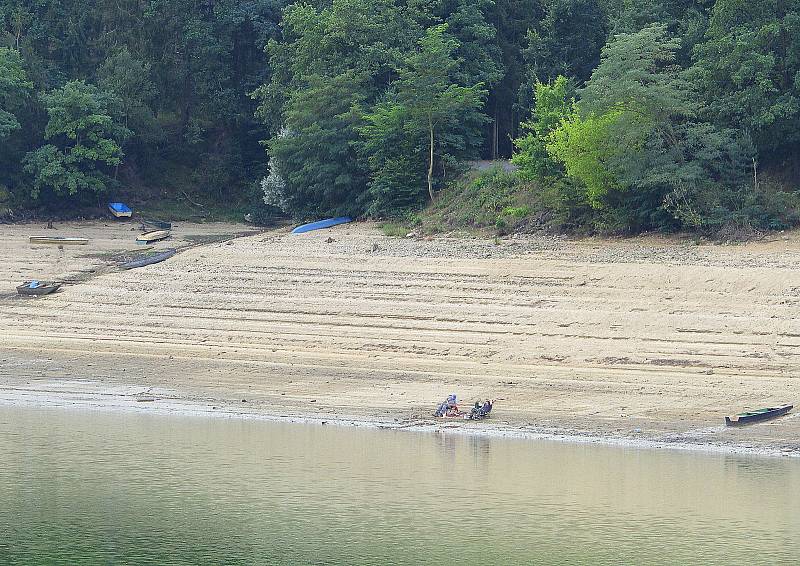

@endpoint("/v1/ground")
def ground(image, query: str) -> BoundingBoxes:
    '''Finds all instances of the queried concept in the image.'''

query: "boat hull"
[725,405,793,426]
[121,249,177,270]
[143,219,172,230]
[136,230,171,243]
[291,217,352,234]
[16,282,61,296]
[108,202,132,218]
[29,236,88,245]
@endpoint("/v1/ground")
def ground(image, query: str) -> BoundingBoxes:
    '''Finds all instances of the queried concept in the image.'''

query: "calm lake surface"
[1,406,799,565]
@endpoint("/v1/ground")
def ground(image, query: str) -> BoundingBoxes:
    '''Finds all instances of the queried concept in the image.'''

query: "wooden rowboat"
[143,218,172,230]
[725,405,792,426]
[16,281,61,296]
[120,248,177,270]
[136,229,171,244]
[29,236,88,245]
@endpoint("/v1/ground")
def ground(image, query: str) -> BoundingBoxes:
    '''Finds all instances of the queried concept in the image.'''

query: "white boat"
[29,236,89,245]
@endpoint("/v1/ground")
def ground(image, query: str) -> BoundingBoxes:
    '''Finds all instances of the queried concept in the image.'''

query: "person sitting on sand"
[435,394,458,417]
[470,402,481,419]
[481,400,493,415]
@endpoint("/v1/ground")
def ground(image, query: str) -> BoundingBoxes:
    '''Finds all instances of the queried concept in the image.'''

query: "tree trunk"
[492,105,499,159]
[753,157,758,191]
[428,121,435,201]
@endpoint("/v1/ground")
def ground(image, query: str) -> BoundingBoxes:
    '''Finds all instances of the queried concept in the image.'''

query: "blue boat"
[109,202,132,218]
[291,217,352,234]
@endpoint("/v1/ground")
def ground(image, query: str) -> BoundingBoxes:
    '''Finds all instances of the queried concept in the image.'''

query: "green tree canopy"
[359,24,488,211]
[693,0,800,157]
[0,47,32,138]
[512,75,572,178]
[543,24,753,229]
[23,80,130,200]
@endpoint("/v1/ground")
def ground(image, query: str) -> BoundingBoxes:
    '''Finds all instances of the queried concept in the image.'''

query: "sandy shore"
[2,220,800,456]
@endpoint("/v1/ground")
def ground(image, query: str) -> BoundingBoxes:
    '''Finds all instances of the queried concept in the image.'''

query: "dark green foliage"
[0,46,31,137]
[693,0,800,158]
[267,73,368,218]
[258,1,493,218]
[358,103,428,214]
[486,0,545,157]
[1,0,288,212]
[358,24,488,214]
[23,80,130,201]
[0,0,798,234]
[523,0,610,86]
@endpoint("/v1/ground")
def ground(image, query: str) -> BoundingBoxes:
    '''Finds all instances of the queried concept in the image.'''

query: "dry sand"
[2,220,800,456]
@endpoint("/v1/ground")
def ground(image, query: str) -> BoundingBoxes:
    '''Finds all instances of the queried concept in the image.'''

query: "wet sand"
[1,220,800,456]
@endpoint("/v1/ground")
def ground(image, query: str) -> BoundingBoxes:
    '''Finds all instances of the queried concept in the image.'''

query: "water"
[1,406,799,565]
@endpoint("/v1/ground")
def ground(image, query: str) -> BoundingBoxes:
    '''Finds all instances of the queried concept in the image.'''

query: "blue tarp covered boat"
[109,202,132,218]
[17,280,61,296]
[291,217,352,234]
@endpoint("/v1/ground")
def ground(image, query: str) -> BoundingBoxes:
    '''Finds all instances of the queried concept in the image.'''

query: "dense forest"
[1,0,798,234]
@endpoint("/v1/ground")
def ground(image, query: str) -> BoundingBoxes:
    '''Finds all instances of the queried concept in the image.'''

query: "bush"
[418,165,579,234]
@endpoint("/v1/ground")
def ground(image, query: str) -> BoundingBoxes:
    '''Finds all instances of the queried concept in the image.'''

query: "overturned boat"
[121,248,177,270]
[291,217,352,234]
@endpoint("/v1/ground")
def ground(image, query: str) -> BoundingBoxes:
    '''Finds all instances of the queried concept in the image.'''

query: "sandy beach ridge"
[2,220,799,456]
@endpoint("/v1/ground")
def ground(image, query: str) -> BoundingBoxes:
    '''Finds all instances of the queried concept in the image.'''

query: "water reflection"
[0,406,799,565]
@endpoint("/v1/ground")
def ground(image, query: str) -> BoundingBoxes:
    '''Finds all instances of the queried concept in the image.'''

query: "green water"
[1,406,799,565]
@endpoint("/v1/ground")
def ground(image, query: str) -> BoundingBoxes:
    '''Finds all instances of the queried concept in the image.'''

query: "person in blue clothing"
[434,394,458,417]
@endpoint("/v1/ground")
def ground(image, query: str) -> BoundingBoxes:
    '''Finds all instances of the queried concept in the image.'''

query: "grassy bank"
[381,161,800,240]
[381,163,587,238]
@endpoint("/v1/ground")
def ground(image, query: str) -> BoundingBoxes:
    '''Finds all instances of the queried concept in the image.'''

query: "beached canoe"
[120,249,177,270]
[109,202,132,218]
[29,236,89,245]
[16,281,61,296]
[725,405,792,426]
[136,229,171,244]
[291,217,352,234]
[143,218,172,230]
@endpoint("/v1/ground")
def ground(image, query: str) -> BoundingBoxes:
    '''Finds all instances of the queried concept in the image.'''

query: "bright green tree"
[23,80,130,199]
[547,109,624,205]
[394,24,487,201]
[512,75,572,178]
[547,24,753,229]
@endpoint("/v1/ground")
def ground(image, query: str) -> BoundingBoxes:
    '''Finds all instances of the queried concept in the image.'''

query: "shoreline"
[3,220,800,461]
[2,389,797,459]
